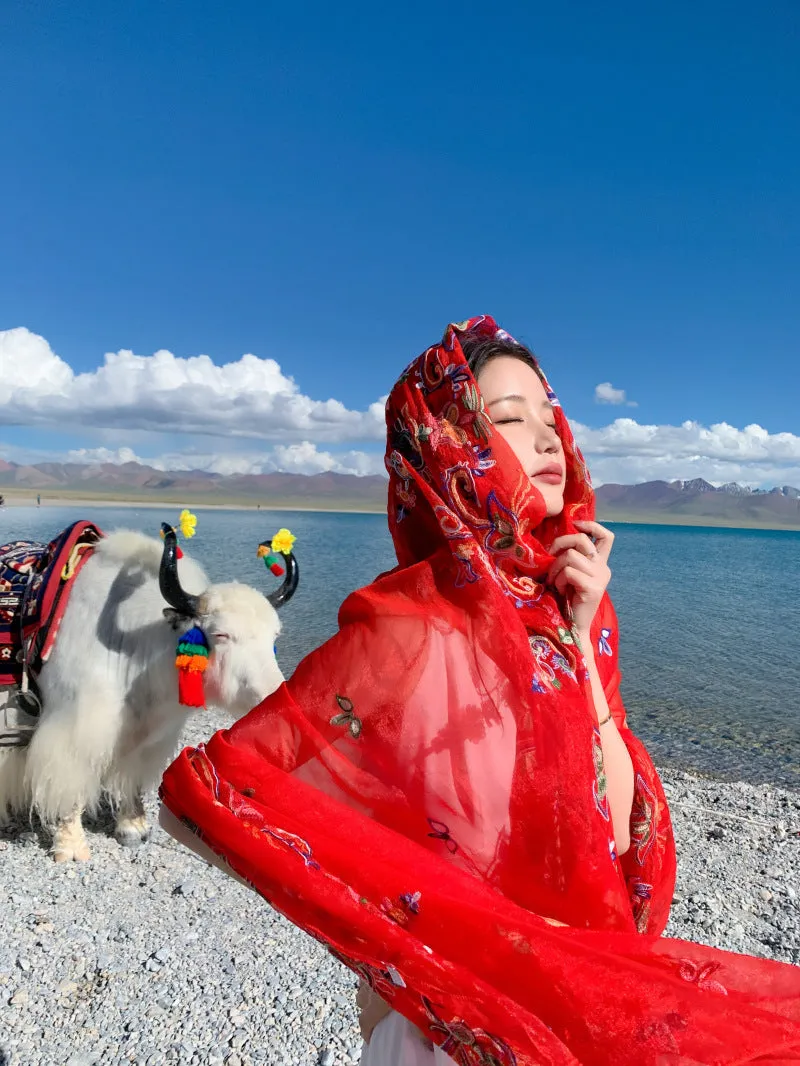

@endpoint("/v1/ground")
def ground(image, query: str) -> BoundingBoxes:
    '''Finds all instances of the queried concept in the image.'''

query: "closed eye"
[494,418,524,426]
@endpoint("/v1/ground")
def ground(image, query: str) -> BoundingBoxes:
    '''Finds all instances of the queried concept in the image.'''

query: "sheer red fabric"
[161,316,800,1063]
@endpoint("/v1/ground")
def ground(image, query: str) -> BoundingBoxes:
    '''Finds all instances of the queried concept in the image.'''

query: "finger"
[574,520,615,563]
[549,533,598,559]
[554,565,602,597]
[549,548,596,584]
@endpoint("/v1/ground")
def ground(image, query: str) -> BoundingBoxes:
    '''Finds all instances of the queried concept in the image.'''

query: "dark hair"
[458,333,539,379]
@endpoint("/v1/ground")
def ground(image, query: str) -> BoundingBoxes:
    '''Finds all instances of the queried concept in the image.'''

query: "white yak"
[0,523,298,861]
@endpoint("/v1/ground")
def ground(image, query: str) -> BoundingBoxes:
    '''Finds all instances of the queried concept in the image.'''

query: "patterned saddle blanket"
[0,522,103,727]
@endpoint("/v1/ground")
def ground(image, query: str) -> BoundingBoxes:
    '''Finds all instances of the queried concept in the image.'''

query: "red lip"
[531,463,564,485]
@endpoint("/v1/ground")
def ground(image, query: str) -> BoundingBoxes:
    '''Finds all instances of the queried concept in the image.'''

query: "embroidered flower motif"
[330,951,406,997]
[529,635,577,693]
[470,444,495,475]
[592,729,610,821]
[330,694,363,738]
[630,773,657,865]
[421,996,518,1066]
[627,876,653,932]
[597,626,613,656]
[185,746,320,868]
[380,890,422,925]
[400,890,422,914]
[262,825,320,868]
[678,960,728,996]
[461,383,492,442]
[427,818,459,854]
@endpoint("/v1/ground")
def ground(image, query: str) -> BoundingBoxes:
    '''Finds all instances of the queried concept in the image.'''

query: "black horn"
[159,522,201,617]
[258,538,299,611]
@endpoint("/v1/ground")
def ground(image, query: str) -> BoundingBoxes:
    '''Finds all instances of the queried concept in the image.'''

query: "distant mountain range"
[0,458,387,508]
[1,461,798,529]
[594,478,800,528]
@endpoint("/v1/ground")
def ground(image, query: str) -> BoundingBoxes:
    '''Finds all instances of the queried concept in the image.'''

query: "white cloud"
[66,446,143,465]
[594,382,637,407]
[2,327,798,488]
[0,328,386,443]
[5,417,799,488]
[1,439,386,478]
[192,443,385,477]
[572,418,800,487]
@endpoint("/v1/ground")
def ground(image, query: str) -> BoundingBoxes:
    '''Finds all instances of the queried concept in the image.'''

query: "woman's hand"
[356,980,391,1044]
[548,520,614,638]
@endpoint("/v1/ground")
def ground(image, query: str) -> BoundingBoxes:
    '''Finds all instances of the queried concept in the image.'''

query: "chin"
[543,492,566,517]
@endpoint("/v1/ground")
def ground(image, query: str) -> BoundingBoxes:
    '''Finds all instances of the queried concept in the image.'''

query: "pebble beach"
[1,711,799,1066]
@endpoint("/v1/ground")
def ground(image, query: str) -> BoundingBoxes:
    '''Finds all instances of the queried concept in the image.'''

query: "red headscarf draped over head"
[161,317,800,1064]
[385,315,593,598]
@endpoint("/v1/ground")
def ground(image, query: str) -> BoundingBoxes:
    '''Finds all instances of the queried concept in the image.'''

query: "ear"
[163,607,187,630]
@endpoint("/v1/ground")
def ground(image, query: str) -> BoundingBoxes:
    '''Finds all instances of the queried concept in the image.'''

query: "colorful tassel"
[256,529,295,576]
[256,544,285,576]
[175,625,209,708]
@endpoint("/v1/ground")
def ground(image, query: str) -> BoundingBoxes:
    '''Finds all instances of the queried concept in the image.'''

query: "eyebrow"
[486,394,554,411]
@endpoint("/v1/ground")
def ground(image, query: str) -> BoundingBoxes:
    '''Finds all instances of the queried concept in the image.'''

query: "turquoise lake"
[3,506,798,788]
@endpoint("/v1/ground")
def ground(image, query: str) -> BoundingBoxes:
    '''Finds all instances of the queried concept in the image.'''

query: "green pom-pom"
[177,642,209,657]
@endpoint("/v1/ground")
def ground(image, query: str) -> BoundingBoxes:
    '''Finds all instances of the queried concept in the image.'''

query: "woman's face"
[477,356,566,517]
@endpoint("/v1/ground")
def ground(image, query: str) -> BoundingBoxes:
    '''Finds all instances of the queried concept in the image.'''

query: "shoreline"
[1,491,799,531]
[0,493,384,516]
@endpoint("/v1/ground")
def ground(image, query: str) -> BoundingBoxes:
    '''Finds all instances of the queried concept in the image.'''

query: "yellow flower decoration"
[179,509,198,539]
[271,528,296,555]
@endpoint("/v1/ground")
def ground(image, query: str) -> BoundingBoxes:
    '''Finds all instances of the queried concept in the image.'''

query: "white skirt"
[359,1010,453,1065]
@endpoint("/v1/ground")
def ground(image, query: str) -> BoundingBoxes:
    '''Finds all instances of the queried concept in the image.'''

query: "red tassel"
[178,668,205,708]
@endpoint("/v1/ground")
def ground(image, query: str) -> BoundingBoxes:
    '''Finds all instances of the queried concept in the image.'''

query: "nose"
[534,419,560,455]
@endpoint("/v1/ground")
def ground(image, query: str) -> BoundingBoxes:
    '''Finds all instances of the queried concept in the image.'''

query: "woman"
[160,317,800,1064]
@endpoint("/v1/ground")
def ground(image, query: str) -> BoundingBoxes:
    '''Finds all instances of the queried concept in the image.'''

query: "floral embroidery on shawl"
[529,635,577,693]
[329,950,406,997]
[427,818,459,854]
[627,876,653,932]
[597,626,613,656]
[630,773,657,865]
[592,728,610,821]
[330,693,363,738]
[187,746,320,868]
[421,996,518,1066]
[678,960,728,995]
[381,890,422,925]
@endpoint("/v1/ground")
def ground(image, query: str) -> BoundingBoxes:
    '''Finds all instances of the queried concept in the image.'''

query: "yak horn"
[258,539,299,610]
[159,523,201,617]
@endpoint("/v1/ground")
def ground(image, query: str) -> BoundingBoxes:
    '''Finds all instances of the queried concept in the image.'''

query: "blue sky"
[1,1,799,485]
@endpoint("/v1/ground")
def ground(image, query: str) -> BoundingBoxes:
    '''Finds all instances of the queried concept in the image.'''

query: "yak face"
[178,581,284,718]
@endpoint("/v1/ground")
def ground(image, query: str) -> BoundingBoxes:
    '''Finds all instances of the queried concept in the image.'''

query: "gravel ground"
[1,711,799,1066]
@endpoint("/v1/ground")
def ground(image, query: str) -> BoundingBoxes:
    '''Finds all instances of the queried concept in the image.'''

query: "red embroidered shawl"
[161,317,800,1063]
